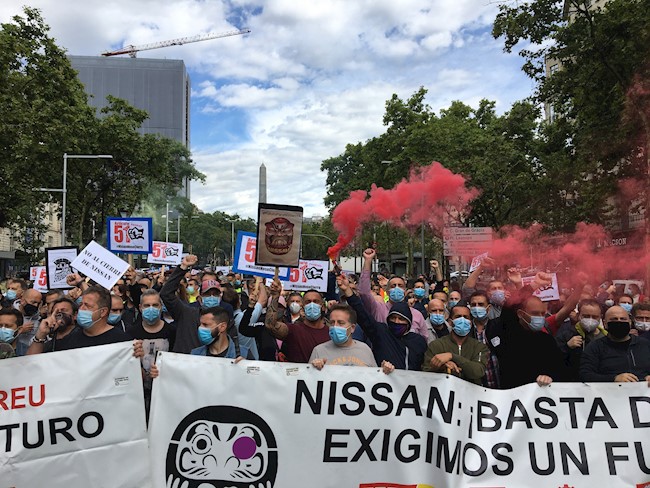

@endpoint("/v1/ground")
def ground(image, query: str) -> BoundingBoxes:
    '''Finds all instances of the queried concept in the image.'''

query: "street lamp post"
[228,219,237,264]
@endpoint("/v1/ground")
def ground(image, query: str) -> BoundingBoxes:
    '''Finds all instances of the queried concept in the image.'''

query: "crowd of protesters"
[2,247,649,419]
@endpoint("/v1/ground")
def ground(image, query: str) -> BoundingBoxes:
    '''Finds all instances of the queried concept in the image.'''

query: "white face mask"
[289,302,301,315]
[580,317,600,333]
[635,319,650,332]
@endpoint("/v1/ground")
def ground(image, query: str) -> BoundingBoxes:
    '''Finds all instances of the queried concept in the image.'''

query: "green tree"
[492,0,650,221]
[0,7,205,249]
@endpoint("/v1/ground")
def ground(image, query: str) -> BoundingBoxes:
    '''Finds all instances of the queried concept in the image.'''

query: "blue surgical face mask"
[430,313,446,326]
[162,304,168,313]
[304,302,322,321]
[448,300,459,309]
[142,307,161,324]
[186,286,195,295]
[198,326,216,345]
[5,290,17,301]
[107,313,122,325]
[202,296,221,308]
[470,306,487,320]
[490,290,506,306]
[388,287,405,303]
[413,288,426,299]
[0,327,17,343]
[523,312,546,332]
[77,309,98,329]
[452,317,472,336]
[234,280,242,287]
[75,297,83,305]
[620,303,633,313]
[329,326,349,345]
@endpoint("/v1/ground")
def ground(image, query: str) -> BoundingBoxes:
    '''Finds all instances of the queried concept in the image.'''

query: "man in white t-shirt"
[309,303,394,373]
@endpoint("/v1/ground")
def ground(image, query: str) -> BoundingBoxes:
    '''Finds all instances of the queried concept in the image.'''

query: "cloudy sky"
[1,0,534,219]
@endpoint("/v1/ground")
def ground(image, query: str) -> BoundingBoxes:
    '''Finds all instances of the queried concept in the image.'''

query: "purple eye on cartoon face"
[232,436,256,460]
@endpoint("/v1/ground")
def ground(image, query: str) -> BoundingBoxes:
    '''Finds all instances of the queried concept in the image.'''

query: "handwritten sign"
[147,241,183,265]
[107,217,153,254]
[232,232,289,279]
[71,241,130,290]
[29,266,48,292]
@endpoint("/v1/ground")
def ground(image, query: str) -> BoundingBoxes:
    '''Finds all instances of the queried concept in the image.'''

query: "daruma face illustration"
[166,406,278,488]
[264,218,294,255]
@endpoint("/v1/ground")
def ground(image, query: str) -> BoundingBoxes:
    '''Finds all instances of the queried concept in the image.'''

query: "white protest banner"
[469,252,489,273]
[106,217,153,254]
[443,226,493,256]
[0,343,150,488]
[45,246,78,289]
[149,354,650,488]
[71,240,130,290]
[214,266,231,276]
[29,266,48,292]
[522,272,561,301]
[232,231,289,279]
[147,240,183,265]
[266,259,329,292]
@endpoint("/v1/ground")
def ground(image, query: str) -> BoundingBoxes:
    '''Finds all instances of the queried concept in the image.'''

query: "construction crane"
[101,28,251,57]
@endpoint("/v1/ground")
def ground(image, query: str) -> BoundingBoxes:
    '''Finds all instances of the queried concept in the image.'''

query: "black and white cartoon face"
[166,406,278,488]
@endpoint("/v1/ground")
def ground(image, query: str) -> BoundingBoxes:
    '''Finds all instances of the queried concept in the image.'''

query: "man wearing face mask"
[265,277,330,363]
[579,305,650,384]
[487,296,568,388]
[32,287,131,351]
[192,307,252,359]
[422,305,488,384]
[339,274,426,371]
[412,278,429,320]
[160,255,234,354]
[15,288,43,356]
[0,309,22,358]
[107,294,126,331]
[309,304,380,368]
[285,292,303,323]
[27,297,77,354]
[426,298,449,342]
[555,299,607,381]
[358,248,429,340]
[631,303,650,341]
[1,278,27,309]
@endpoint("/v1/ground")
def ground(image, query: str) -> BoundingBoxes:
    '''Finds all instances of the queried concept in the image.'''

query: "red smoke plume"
[327,162,479,260]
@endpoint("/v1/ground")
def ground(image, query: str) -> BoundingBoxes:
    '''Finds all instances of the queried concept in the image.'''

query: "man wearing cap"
[161,254,234,354]
[340,274,426,371]
[579,305,650,384]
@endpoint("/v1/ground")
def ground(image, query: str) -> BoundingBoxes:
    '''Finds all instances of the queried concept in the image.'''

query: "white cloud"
[1,0,533,219]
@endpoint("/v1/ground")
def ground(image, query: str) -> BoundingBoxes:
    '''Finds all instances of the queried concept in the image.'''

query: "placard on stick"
[255,203,303,268]
[71,241,130,290]
[45,246,78,289]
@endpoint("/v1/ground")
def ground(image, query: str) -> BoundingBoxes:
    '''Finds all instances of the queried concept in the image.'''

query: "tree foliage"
[0,7,205,250]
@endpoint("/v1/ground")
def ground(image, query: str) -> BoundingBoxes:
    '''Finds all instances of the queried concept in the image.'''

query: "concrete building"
[69,55,191,199]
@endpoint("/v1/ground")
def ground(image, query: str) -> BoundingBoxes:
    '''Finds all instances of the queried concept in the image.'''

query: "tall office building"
[69,55,191,199]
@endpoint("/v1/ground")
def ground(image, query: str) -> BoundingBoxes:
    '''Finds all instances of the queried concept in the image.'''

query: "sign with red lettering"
[232,232,289,279]
[522,272,560,302]
[147,241,183,265]
[107,217,153,254]
[0,343,150,487]
[29,266,48,292]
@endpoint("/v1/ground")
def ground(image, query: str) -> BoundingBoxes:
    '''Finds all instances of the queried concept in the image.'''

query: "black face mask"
[607,321,631,340]
[23,303,39,317]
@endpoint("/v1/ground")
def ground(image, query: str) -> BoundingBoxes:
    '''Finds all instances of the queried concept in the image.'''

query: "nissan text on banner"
[149,353,650,488]
[0,343,150,488]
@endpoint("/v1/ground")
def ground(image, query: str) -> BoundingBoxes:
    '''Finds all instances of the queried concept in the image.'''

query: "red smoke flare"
[327,162,479,260]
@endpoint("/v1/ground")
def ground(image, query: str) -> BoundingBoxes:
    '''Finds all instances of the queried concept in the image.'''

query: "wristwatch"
[32,336,47,344]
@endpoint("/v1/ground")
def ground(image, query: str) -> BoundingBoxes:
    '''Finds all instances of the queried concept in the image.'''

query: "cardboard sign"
[45,246,78,289]
[147,241,183,265]
[232,231,289,280]
[29,266,48,292]
[266,259,329,292]
[106,217,153,254]
[522,272,560,302]
[71,240,130,290]
[255,203,303,267]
